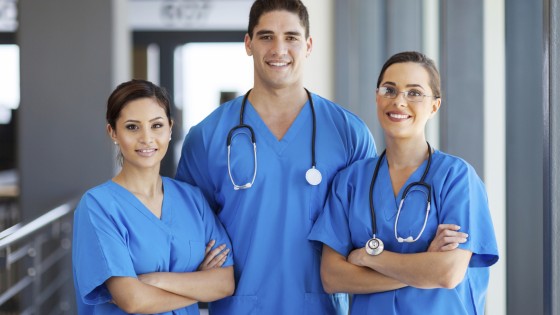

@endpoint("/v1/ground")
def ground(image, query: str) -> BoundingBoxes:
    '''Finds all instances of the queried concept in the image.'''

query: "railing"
[0,200,77,315]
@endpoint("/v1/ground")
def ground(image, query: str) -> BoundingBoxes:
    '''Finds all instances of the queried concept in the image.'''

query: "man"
[176,0,376,313]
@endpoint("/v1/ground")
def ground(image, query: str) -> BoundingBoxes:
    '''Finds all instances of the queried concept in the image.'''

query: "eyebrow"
[255,29,303,37]
[124,117,165,123]
[382,81,426,89]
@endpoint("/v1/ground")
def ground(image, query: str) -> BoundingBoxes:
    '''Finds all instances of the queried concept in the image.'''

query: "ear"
[306,36,313,57]
[107,124,117,142]
[169,119,174,132]
[244,33,253,56]
[430,98,442,117]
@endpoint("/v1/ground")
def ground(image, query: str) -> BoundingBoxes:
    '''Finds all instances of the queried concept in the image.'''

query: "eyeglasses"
[377,86,436,103]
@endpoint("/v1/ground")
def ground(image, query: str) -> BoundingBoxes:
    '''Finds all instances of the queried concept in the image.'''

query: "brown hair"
[106,79,172,131]
[247,0,310,39]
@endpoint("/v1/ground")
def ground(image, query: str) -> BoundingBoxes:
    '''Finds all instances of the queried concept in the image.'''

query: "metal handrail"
[0,198,77,314]
[0,199,77,250]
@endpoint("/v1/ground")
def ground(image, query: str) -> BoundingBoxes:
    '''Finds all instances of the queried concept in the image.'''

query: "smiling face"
[244,10,312,91]
[108,97,172,171]
[376,62,441,142]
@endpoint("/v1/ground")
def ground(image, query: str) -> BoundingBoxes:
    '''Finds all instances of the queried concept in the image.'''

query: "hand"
[347,247,368,267]
[427,224,468,252]
[197,240,230,271]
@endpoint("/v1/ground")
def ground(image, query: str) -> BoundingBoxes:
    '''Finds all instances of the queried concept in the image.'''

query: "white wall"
[303,0,334,100]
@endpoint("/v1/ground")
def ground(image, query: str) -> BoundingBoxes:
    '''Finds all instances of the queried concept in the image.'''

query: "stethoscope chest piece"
[305,167,322,185]
[365,237,384,256]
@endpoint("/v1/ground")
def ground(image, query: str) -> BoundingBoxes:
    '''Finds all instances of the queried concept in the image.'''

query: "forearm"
[140,266,235,302]
[357,249,471,289]
[106,277,197,314]
[321,245,406,294]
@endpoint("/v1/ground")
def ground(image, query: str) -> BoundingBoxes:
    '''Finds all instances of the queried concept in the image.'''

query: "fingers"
[204,239,216,255]
[428,224,469,252]
[198,242,231,271]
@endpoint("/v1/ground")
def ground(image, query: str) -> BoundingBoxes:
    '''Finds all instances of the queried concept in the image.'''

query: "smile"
[388,113,410,120]
[267,61,289,67]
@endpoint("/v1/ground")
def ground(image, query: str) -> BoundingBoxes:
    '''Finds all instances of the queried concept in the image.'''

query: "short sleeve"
[72,193,137,305]
[176,125,218,210]
[198,189,234,267]
[438,162,499,268]
[308,171,354,257]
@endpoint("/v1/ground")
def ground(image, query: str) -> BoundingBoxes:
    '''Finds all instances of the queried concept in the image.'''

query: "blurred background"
[0,0,559,314]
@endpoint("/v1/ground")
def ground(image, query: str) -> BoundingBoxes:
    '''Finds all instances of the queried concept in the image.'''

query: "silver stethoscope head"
[227,89,322,190]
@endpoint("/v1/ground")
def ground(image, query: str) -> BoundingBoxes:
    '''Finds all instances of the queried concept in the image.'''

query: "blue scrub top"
[72,177,233,315]
[309,150,499,315]
[176,92,376,315]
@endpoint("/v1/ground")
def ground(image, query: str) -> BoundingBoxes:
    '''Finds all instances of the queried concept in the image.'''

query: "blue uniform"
[72,177,233,315]
[309,150,499,315]
[176,93,375,315]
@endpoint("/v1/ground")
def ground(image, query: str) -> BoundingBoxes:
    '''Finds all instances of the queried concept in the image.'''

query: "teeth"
[269,62,288,67]
[138,149,155,153]
[389,113,409,119]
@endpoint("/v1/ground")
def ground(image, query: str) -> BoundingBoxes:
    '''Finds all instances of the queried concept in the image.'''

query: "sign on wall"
[129,0,253,31]
[0,0,17,32]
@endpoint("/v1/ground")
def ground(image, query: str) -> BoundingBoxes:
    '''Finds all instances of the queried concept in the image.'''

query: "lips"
[136,148,157,157]
[388,113,410,119]
[267,61,290,67]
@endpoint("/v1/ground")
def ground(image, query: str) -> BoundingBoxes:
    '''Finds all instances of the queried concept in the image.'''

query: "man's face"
[245,10,312,90]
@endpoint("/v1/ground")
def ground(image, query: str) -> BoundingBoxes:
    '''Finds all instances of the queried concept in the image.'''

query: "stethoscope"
[365,142,433,256]
[226,88,322,190]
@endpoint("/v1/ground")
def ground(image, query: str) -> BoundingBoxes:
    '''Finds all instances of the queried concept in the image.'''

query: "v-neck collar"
[108,178,172,227]
[377,155,432,221]
[243,96,312,156]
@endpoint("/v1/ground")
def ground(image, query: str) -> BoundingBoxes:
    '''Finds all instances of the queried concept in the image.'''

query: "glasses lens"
[405,91,424,102]
[379,87,396,99]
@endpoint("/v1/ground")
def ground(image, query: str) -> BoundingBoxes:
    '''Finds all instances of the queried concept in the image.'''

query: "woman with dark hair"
[72,79,234,315]
[309,51,499,314]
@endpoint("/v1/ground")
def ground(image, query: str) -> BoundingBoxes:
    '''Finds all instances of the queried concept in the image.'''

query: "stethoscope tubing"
[369,142,432,241]
[227,88,318,189]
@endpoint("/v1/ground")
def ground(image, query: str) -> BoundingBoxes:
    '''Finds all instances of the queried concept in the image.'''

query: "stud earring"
[114,141,118,145]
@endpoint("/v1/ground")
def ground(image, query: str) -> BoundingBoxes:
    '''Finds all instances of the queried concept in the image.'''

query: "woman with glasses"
[72,79,234,315]
[309,51,499,314]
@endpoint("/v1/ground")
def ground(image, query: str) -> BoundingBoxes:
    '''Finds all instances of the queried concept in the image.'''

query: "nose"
[139,128,154,144]
[393,92,408,106]
[271,38,287,55]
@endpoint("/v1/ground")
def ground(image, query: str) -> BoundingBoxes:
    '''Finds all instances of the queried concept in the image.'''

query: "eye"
[125,124,138,130]
[407,90,423,97]
[259,35,273,40]
[380,86,397,97]
[286,36,298,41]
[152,122,164,129]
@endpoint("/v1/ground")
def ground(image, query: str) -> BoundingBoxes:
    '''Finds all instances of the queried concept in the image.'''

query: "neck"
[113,165,162,197]
[384,138,430,170]
[248,85,308,114]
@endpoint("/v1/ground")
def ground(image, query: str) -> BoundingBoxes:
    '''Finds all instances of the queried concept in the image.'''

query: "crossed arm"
[321,224,471,294]
[106,240,234,314]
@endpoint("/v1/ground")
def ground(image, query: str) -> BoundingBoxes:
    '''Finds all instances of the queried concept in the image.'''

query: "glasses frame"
[377,86,437,103]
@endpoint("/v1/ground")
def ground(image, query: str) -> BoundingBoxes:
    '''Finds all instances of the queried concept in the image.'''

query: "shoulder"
[78,181,115,205]
[162,177,208,209]
[163,177,203,196]
[333,157,376,183]
[433,150,479,176]
[311,93,368,127]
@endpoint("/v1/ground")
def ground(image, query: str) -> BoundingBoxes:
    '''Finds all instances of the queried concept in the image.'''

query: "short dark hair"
[106,79,172,131]
[247,0,310,39]
[376,51,442,99]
